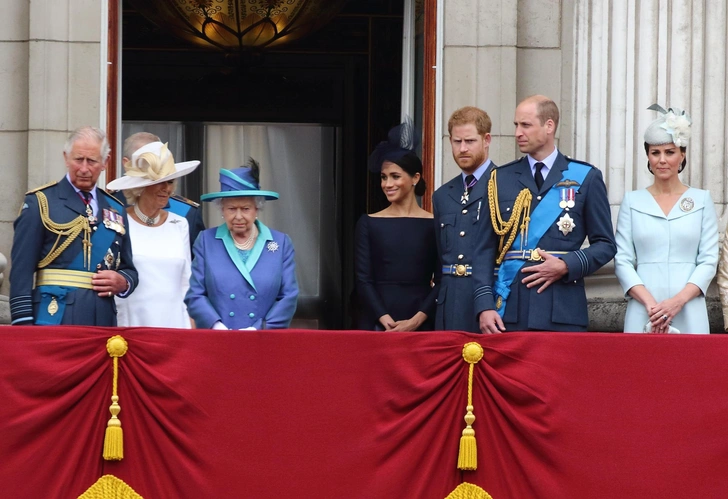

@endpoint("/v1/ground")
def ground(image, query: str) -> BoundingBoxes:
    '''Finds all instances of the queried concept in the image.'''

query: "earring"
[647,162,653,175]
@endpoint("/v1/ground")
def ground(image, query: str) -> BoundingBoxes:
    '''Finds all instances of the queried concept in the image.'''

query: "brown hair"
[533,97,560,131]
[448,106,492,136]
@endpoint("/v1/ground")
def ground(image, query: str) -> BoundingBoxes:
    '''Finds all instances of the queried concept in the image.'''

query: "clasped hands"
[646,298,684,334]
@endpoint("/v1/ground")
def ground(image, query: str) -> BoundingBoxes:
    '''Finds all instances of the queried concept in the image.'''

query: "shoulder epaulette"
[25,181,57,195]
[171,194,200,208]
[564,156,595,168]
[495,158,524,169]
[99,189,124,206]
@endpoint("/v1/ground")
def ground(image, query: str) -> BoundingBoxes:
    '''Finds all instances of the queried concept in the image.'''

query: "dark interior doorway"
[121,0,406,328]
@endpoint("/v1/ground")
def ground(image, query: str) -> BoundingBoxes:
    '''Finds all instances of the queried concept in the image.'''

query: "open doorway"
[117,0,433,328]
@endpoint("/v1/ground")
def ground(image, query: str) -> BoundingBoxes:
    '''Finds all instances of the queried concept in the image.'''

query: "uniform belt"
[35,269,95,290]
[442,264,472,277]
[503,248,569,262]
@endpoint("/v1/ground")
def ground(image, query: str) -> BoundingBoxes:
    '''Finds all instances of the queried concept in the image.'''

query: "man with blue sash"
[119,132,205,251]
[9,127,138,326]
[473,96,616,333]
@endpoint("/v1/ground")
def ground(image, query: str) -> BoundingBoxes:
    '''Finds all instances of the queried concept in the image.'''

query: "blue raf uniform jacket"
[185,221,299,329]
[9,177,138,326]
[167,194,205,251]
[472,153,616,331]
[432,165,493,332]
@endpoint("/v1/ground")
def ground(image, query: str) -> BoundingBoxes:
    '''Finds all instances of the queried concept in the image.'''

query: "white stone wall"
[0,0,105,297]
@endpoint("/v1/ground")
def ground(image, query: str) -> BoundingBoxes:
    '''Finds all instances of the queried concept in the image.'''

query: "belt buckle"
[528,248,542,262]
[455,264,467,276]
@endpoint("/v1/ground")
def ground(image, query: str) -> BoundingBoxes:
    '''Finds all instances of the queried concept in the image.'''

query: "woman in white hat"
[106,141,200,327]
[185,159,298,330]
[614,105,718,334]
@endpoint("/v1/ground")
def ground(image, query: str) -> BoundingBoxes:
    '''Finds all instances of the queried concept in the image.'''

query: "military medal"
[103,209,127,235]
[559,188,568,209]
[461,190,469,205]
[104,248,115,269]
[48,297,59,316]
[267,241,279,253]
[679,197,694,212]
[557,213,576,236]
[495,296,503,310]
[566,188,575,208]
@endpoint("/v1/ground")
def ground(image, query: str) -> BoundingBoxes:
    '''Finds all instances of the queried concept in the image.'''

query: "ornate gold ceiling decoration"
[128,0,349,51]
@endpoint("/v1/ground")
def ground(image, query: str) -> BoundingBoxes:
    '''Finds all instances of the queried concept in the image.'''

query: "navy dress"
[354,215,438,330]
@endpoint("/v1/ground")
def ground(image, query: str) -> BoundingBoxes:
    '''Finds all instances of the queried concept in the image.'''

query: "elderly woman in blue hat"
[185,159,298,330]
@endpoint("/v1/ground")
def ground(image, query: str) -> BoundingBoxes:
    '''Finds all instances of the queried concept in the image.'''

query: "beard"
[455,150,486,171]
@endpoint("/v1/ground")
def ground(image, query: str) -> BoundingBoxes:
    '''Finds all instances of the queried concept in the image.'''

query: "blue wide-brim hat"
[201,167,279,202]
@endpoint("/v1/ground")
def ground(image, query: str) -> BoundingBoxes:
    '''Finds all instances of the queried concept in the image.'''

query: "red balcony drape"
[1,327,727,498]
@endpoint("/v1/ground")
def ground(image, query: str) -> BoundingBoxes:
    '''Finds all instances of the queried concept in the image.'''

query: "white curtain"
[205,124,334,298]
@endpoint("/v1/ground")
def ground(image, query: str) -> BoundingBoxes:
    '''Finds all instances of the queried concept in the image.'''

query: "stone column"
[440,0,518,176]
[570,0,726,330]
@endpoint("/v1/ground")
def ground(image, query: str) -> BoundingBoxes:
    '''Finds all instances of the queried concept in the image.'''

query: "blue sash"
[168,197,191,217]
[495,162,590,317]
[35,197,124,325]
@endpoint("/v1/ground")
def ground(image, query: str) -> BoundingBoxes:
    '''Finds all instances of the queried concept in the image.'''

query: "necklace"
[233,224,258,251]
[134,204,160,226]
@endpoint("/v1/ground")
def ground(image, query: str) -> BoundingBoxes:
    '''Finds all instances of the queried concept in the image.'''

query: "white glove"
[212,321,229,330]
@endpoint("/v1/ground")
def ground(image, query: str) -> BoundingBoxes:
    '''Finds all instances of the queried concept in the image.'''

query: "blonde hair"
[124,179,177,206]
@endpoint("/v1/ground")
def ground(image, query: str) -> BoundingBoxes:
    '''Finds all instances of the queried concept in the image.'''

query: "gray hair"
[215,196,266,212]
[123,132,160,160]
[64,126,111,162]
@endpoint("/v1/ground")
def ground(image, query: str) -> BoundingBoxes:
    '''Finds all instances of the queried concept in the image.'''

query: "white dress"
[614,188,719,334]
[115,212,192,328]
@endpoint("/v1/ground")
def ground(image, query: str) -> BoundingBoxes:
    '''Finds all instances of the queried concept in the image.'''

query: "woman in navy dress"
[355,121,439,331]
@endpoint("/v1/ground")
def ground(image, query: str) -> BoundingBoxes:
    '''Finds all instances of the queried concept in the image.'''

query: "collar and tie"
[534,162,545,190]
[464,174,477,193]
[78,190,95,222]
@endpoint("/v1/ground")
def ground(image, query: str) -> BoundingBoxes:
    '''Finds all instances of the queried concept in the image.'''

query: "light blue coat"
[615,188,718,333]
[185,221,298,329]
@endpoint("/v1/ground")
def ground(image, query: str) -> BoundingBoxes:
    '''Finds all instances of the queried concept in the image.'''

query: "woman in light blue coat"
[615,105,718,334]
[185,160,298,330]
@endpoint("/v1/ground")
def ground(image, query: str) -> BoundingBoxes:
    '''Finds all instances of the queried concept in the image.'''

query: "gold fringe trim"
[487,169,533,264]
[103,336,128,461]
[35,191,92,270]
[445,482,493,499]
[458,342,484,471]
[78,475,144,499]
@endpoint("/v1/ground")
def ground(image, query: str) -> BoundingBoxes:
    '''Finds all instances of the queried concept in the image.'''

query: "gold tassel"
[103,336,128,461]
[458,342,484,471]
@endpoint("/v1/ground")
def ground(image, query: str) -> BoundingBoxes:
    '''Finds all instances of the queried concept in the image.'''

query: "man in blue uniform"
[9,127,138,326]
[474,95,616,333]
[432,107,496,332]
[121,132,206,250]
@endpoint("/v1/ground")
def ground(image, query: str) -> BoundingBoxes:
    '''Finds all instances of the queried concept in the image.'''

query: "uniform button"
[458,254,464,260]
[462,209,468,214]
[459,231,465,237]
[248,312,255,318]
[250,295,256,300]
[506,207,511,211]
[440,223,444,227]
[229,312,235,317]
[537,195,542,200]
[230,294,235,299]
